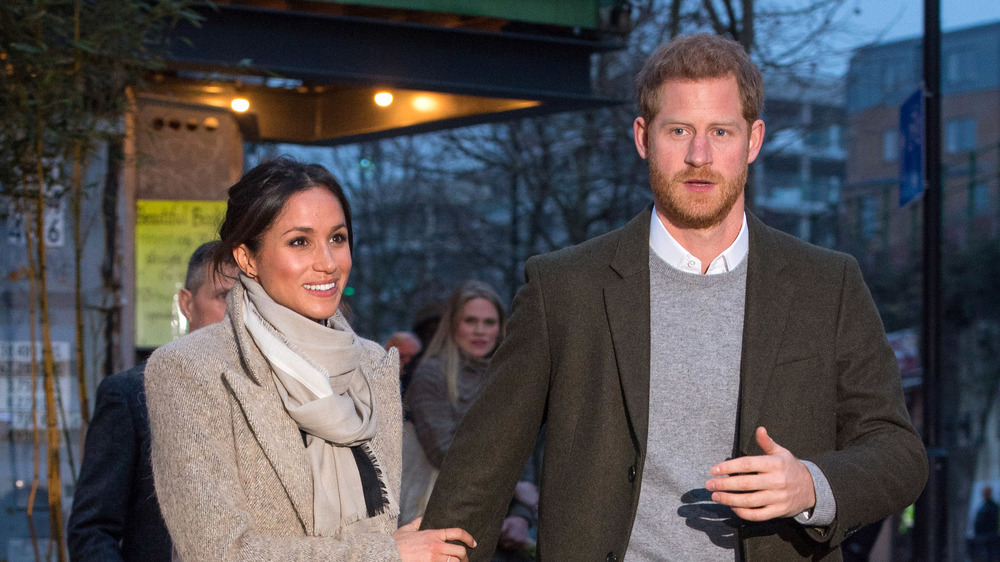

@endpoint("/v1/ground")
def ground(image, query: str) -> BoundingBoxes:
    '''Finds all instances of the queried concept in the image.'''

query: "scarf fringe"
[352,442,392,518]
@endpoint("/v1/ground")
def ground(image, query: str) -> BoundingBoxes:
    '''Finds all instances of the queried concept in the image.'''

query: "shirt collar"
[649,208,749,275]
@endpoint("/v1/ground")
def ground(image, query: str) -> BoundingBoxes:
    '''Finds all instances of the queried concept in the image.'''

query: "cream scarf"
[240,275,396,535]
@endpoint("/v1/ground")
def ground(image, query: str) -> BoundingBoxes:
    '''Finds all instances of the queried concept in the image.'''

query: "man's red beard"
[649,159,747,230]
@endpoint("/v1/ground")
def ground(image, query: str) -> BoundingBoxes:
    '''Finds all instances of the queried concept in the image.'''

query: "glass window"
[972,182,990,217]
[861,196,880,241]
[883,129,898,162]
[945,118,977,153]
[946,49,977,86]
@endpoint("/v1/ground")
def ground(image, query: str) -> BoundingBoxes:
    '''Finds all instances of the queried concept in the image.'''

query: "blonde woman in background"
[401,280,506,524]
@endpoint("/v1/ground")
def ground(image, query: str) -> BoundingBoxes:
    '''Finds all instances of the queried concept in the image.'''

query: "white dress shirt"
[649,209,749,275]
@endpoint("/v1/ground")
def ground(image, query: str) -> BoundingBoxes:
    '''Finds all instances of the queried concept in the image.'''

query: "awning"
[148,2,628,145]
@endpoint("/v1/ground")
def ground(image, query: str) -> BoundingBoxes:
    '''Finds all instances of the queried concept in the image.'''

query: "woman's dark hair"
[212,156,352,277]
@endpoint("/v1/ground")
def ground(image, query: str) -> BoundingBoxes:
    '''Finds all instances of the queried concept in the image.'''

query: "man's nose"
[685,133,712,167]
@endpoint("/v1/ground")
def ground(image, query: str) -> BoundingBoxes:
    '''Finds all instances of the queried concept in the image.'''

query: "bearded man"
[420,33,927,561]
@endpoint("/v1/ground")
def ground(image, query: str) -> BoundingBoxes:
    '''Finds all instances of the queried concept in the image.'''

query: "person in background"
[401,280,506,525]
[972,486,1000,562]
[411,300,445,353]
[68,241,235,562]
[402,280,535,559]
[144,157,473,561]
[420,33,927,561]
[384,330,422,395]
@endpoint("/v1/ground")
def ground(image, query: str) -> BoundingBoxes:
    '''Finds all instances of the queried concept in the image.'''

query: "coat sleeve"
[67,374,134,562]
[421,257,552,562]
[145,343,402,562]
[405,358,460,468]
[804,256,928,546]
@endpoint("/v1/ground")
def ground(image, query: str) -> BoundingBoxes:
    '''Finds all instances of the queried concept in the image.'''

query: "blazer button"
[606,552,619,562]
[628,466,637,482]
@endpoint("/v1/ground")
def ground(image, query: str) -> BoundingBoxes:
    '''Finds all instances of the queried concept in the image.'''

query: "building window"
[945,118,977,154]
[881,63,898,94]
[972,182,990,217]
[806,125,844,152]
[945,49,976,85]
[861,196,880,241]
[883,130,898,162]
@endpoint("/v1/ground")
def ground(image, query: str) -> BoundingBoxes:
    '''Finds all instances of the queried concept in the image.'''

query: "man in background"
[68,241,235,562]
[972,486,1000,562]
[385,330,422,393]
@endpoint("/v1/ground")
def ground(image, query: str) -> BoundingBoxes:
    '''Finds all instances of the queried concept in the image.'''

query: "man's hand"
[705,426,816,521]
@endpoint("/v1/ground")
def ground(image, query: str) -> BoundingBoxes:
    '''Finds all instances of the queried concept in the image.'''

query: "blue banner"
[899,89,925,207]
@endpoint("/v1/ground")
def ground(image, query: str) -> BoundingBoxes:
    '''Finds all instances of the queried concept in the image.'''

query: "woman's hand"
[394,517,476,562]
[498,516,531,551]
[512,481,539,511]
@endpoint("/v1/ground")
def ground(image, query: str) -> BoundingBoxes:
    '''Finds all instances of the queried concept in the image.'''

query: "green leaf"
[10,42,43,54]
[69,40,96,54]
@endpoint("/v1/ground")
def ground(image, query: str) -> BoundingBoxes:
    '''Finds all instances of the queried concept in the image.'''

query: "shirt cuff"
[794,460,836,527]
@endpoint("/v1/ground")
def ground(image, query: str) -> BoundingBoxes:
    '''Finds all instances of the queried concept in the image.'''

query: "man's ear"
[177,288,194,324]
[633,116,650,160]
[233,245,255,278]
[746,119,766,164]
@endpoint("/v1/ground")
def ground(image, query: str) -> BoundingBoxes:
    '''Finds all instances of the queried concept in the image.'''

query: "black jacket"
[68,364,171,562]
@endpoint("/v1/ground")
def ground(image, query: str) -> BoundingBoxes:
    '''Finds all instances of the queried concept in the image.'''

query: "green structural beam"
[319,0,618,29]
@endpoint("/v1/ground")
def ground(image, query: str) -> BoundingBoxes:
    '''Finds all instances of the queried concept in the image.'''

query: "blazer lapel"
[737,213,793,453]
[223,289,316,533]
[605,207,653,455]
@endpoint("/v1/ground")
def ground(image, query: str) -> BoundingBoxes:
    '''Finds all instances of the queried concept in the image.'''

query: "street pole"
[915,0,946,559]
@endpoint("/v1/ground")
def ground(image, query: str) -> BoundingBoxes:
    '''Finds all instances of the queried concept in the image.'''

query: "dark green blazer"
[422,206,927,561]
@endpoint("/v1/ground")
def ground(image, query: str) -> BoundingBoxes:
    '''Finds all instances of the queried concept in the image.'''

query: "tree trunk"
[34,124,68,562]
[24,209,44,562]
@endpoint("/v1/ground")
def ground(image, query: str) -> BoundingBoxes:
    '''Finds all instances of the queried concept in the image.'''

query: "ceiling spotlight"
[412,95,437,112]
[231,98,250,112]
[374,92,393,107]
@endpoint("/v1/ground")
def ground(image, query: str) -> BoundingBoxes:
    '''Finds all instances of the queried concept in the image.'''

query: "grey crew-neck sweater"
[626,250,747,561]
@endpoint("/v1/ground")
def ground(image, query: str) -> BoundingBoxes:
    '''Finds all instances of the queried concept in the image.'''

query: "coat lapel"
[222,287,316,533]
[737,213,793,453]
[605,207,653,455]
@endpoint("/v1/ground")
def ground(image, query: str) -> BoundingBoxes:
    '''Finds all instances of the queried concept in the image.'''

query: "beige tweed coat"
[145,283,403,561]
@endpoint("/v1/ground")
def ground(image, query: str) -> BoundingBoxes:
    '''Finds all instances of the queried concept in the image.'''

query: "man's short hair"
[184,241,220,291]
[635,33,764,126]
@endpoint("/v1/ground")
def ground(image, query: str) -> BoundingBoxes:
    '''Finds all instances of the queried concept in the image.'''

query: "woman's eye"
[332,233,347,243]
[289,237,307,246]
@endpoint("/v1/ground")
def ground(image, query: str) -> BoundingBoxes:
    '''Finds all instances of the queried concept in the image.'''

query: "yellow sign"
[135,200,227,348]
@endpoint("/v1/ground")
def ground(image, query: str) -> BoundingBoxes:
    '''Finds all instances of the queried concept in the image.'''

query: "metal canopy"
[151,3,626,145]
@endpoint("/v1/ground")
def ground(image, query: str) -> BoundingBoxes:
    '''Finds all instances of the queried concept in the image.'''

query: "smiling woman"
[143,157,475,562]
[401,280,507,525]
[233,187,352,322]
